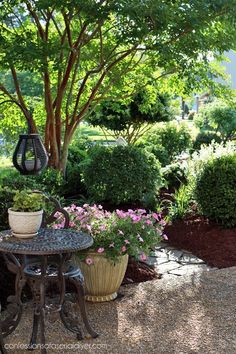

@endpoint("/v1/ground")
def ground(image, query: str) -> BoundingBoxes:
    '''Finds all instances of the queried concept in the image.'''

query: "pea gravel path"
[4,266,236,354]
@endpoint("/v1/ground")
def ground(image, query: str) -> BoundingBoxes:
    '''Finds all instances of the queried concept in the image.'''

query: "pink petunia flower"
[152,213,160,220]
[86,224,92,232]
[162,233,168,240]
[131,215,141,223]
[116,210,127,218]
[121,246,127,252]
[97,247,105,253]
[139,253,147,261]
[124,239,130,244]
[85,257,94,265]
[137,209,146,214]
[100,224,107,231]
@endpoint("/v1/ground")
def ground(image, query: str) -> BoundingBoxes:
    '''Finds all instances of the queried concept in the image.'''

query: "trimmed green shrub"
[0,188,16,230]
[80,145,162,205]
[193,131,222,151]
[187,141,236,188]
[63,142,88,197]
[0,170,44,191]
[194,155,236,227]
[87,89,173,144]
[140,123,192,166]
[34,168,66,196]
[194,100,236,141]
[0,168,64,196]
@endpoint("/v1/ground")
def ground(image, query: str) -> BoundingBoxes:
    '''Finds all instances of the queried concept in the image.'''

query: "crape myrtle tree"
[0,0,236,172]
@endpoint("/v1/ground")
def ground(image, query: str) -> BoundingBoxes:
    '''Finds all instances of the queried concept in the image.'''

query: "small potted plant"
[8,190,46,238]
[53,204,167,302]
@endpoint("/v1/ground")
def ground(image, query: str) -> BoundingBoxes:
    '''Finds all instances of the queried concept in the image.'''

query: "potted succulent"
[8,190,46,238]
[53,204,167,302]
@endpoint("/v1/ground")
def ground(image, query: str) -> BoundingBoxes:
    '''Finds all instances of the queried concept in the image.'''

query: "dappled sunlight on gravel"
[3,267,236,353]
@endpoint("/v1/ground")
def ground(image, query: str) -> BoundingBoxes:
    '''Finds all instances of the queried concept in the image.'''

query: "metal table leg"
[0,254,25,338]
[60,262,98,339]
[66,273,98,338]
[39,257,47,354]
[27,257,47,353]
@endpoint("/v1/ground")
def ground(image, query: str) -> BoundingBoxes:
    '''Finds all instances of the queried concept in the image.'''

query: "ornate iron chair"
[0,304,7,354]
[23,192,98,348]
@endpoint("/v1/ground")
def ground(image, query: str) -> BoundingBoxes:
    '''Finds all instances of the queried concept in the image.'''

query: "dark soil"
[122,257,160,285]
[165,214,236,268]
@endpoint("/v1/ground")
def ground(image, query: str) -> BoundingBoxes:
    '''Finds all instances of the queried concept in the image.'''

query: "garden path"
[146,242,216,278]
[4,266,236,353]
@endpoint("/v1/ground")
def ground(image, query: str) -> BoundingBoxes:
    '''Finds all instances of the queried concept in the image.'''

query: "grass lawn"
[75,123,115,141]
[0,157,13,180]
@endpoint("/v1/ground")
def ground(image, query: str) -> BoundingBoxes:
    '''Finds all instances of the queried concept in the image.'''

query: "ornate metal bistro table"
[0,229,98,354]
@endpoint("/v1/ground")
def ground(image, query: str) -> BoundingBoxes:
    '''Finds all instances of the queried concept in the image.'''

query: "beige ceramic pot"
[8,208,43,238]
[74,252,129,302]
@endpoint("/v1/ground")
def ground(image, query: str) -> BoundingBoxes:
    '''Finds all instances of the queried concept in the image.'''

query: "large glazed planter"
[8,208,43,238]
[73,252,129,302]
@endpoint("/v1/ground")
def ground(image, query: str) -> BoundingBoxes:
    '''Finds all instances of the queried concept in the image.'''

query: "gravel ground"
[3,267,236,354]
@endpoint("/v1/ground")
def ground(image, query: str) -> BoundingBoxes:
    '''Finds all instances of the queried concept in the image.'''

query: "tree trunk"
[58,128,74,175]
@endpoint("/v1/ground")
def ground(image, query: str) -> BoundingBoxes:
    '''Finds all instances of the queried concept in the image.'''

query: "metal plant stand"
[0,229,98,354]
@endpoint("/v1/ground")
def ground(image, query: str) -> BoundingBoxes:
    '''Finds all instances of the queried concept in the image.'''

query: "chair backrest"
[33,191,70,229]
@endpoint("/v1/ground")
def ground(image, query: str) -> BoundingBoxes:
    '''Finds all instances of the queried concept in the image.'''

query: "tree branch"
[68,45,138,136]
[53,23,88,109]
[0,84,15,102]
[63,12,73,48]
[10,65,37,132]
[25,1,45,40]
[65,56,80,119]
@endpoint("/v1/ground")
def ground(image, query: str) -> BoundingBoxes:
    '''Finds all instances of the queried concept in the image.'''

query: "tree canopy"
[0,0,236,171]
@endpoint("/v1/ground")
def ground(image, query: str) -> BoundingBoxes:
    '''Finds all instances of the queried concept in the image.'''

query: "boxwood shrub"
[80,145,162,205]
[193,131,222,151]
[0,187,16,230]
[140,123,192,166]
[194,154,236,227]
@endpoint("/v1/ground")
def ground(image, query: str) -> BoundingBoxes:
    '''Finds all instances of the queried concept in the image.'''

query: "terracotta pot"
[8,208,43,238]
[73,252,128,302]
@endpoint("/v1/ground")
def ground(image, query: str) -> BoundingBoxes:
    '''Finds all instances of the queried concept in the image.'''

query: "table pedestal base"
[25,258,98,353]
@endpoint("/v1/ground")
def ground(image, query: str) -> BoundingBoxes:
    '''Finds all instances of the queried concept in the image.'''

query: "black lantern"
[0,99,48,175]
[13,134,48,175]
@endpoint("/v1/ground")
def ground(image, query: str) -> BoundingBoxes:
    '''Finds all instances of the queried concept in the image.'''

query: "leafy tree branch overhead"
[0,0,236,171]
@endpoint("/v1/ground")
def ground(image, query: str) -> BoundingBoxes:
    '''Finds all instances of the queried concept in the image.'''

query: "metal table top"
[0,229,93,255]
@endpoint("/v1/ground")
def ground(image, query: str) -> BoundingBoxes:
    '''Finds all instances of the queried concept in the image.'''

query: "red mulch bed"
[164,214,236,268]
[122,257,160,284]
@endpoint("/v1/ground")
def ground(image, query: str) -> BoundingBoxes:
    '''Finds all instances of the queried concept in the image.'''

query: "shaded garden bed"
[165,214,236,268]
